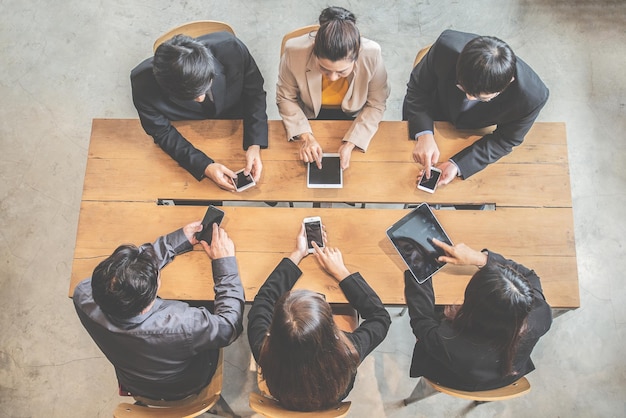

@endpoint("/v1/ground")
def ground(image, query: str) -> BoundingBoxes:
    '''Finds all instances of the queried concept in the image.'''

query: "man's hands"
[431,238,487,267]
[183,221,203,245]
[298,132,323,169]
[412,133,439,179]
[204,163,237,191]
[199,223,236,260]
[312,241,351,282]
[338,141,355,170]
[245,145,263,182]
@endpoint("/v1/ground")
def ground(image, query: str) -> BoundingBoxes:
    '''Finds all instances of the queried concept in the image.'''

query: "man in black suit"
[131,32,268,190]
[402,30,549,185]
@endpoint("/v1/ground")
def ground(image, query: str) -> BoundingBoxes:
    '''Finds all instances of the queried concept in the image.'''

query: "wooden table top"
[83,119,572,208]
[69,204,579,308]
[70,119,579,308]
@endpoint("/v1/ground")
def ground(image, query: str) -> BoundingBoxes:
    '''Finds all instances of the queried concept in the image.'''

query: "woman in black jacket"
[405,238,552,391]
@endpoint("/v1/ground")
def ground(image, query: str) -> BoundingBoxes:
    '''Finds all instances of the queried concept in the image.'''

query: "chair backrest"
[426,376,531,402]
[153,20,235,52]
[413,44,432,68]
[249,392,351,418]
[280,24,319,56]
[113,350,224,418]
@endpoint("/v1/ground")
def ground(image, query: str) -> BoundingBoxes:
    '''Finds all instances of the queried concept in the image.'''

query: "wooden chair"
[404,376,531,407]
[113,350,233,418]
[280,24,319,56]
[249,392,351,418]
[153,20,235,52]
[413,44,432,67]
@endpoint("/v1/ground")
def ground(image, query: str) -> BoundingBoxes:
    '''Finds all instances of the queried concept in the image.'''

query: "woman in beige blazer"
[277,7,390,170]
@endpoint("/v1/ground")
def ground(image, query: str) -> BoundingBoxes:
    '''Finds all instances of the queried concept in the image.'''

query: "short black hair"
[91,244,159,318]
[313,6,360,62]
[153,34,215,101]
[456,35,516,97]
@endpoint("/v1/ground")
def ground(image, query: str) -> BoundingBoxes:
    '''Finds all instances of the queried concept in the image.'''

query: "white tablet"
[307,153,343,188]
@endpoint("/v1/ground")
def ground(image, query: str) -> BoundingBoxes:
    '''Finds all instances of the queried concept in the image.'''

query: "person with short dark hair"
[73,222,245,401]
[247,224,391,411]
[131,32,268,190]
[403,29,549,184]
[404,238,552,391]
[277,6,390,170]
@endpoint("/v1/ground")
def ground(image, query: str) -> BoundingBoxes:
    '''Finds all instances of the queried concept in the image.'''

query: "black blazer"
[404,251,552,391]
[247,258,391,401]
[402,30,549,178]
[131,32,268,180]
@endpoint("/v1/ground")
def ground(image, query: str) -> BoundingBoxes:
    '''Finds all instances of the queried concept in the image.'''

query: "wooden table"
[83,119,572,208]
[70,119,579,308]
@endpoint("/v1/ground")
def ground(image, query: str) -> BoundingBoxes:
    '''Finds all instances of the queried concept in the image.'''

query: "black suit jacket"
[402,30,549,178]
[131,32,268,180]
[247,258,391,404]
[404,251,552,391]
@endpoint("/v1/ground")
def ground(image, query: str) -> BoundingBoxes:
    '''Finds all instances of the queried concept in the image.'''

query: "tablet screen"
[307,154,342,188]
[386,203,453,284]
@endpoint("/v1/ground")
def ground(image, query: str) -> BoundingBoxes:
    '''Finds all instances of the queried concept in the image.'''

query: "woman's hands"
[312,242,351,282]
[431,238,487,267]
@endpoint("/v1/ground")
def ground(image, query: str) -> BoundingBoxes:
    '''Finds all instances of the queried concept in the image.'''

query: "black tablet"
[386,203,453,284]
[307,153,343,188]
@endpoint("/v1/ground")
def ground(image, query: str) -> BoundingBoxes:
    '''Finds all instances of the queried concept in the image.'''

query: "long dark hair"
[451,263,533,376]
[313,6,360,62]
[258,289,359,411]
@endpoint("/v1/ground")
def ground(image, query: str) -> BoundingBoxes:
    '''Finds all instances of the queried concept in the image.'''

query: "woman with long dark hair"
[277,6,389,170]
[404,238,552,390]
[248,224,390,411]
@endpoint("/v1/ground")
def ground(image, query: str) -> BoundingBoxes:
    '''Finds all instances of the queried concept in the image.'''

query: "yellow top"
[321,76,349,108]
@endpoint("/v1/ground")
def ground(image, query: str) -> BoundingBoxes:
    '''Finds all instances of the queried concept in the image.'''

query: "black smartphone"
[195,205,225,244]
[418,167,442,193]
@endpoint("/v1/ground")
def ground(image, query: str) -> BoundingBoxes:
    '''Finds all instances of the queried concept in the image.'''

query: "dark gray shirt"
[73,228,244,400]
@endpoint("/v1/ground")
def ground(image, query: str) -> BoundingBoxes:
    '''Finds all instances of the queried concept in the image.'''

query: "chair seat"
[249,392,351,418]
[427,376,531,401]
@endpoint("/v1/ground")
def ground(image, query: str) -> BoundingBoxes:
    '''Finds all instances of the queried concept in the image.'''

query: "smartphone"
[231,169,256,192]
[195,205,225,244]
[417,167,442,193]
[303,216,324,254]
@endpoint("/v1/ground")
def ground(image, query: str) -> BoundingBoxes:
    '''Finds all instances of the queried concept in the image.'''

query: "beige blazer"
[276,34,389,151]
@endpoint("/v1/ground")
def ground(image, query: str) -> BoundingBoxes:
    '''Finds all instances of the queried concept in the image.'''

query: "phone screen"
[196,206,225,244]
[234,171,254,189]
[419,169,441,191]
[304,220,323,250]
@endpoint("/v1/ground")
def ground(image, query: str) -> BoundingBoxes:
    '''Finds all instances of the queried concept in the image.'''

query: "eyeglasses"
[456,84,501,102]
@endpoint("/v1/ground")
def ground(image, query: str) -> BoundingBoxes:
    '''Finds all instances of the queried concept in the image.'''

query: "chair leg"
[207,394,240,418]
[403,377,438,406]
[473,400,490,407]
[398,307,408,317]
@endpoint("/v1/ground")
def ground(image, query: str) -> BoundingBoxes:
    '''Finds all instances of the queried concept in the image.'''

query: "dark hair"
[456,36,516,97]
[258,289,359,411]
[91,244,160,319]
[313,6,360,62]
[153,34,216,100]
[451,263,534,376]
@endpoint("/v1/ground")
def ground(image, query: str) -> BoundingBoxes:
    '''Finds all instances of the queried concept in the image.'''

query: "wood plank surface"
[69,203,579,308]
[83,120,571,207]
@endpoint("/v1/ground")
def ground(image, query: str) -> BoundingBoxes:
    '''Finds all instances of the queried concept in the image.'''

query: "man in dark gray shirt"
[73,221,244,401]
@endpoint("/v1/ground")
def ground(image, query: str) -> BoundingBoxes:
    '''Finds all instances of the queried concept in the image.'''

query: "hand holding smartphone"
[195,205,225,244]
[303,216,324,254]
[231,169,256,192]
[417,167,442,193]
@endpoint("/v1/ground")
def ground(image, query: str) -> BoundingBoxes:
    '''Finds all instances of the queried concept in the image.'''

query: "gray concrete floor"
[1,0,624,417]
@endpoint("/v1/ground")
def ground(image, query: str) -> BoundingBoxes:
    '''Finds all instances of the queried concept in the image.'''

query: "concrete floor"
[1,0,625,417]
